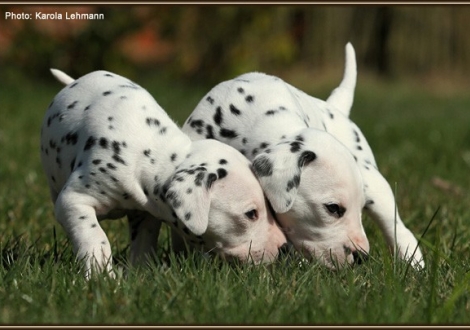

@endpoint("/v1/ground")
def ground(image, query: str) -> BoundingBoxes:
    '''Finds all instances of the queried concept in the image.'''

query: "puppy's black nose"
[352,250,369,265]
[278,242,293,256]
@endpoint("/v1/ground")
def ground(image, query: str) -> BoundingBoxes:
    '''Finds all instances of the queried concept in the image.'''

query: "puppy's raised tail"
[326,42,357,118]
[50,68,75,86]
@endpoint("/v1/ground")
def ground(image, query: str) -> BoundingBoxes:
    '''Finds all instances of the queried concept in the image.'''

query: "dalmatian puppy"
[182,43,424,269]
[41,69,287,278]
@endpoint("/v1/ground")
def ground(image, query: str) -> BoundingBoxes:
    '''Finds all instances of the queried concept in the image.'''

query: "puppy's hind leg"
[361,167,425,269]
[127,211,162,267]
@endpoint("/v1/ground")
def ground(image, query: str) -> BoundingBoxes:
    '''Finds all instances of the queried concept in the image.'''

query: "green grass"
[1,69,470,324]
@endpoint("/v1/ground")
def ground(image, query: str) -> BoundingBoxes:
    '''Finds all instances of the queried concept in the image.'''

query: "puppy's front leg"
[361,167,424,269]
[54,190,114,279]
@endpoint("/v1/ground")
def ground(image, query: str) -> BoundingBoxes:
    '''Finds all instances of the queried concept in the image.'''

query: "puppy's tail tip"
[50,68,75,86]
[326,42,357,117]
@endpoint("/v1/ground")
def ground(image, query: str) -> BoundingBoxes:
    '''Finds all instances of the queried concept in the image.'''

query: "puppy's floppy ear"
[164,168,219,236]
[252,140,316,213]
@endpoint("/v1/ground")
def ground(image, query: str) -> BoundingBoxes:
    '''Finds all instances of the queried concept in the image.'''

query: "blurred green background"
[1,5,469,89]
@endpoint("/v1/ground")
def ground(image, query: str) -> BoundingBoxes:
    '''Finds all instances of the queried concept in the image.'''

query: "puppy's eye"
[325,203,346,218]
[245,209,258,221]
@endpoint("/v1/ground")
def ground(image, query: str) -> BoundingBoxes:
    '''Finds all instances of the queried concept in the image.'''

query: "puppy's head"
[165,139,286,264]
[252,128,369,268]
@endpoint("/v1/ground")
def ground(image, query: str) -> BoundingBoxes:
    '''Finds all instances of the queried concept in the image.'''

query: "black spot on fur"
[194,171,205,186]
[92,159,102,165]
[298,151,316,168]
[290,141,302,153]
[103,91,112,96]
[49,139,57,150]
[206,173,217,189]
[64,132,78,145]
[171,153,177,162]
[242,138,248,145]
[184,212,192,221]
[175,176,184,183]
[266,110,277,116]
[230,104,241,116]
[186,188,193,194]
[190,119,204,129]
[112,141,121,154]
[237,87,245,94]
[206,96,214,104]
[286,175,301,192]
[260,142,269,149]
[67,101,78,109]
[214,107,223,126]
[206,125,214,139]
[99,138,108,149]
[112,154,126,165]
[219,159,227,165]
[246,95,254,103]
[217,168,227,179]
[220,128,238,139]
[143,149,151,157]
[252,156,273,177]
[354,130,360,143]
[84,105,91,111]
[146,117,160,127]
[357,146,363,151]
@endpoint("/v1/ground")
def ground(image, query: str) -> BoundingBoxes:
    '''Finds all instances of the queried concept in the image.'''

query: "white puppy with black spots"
[41,69,287,278]
[182,43,424,269]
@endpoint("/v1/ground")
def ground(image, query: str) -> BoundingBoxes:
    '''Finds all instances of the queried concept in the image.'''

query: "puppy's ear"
[252,141,316,213]
[164,168,219,236]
